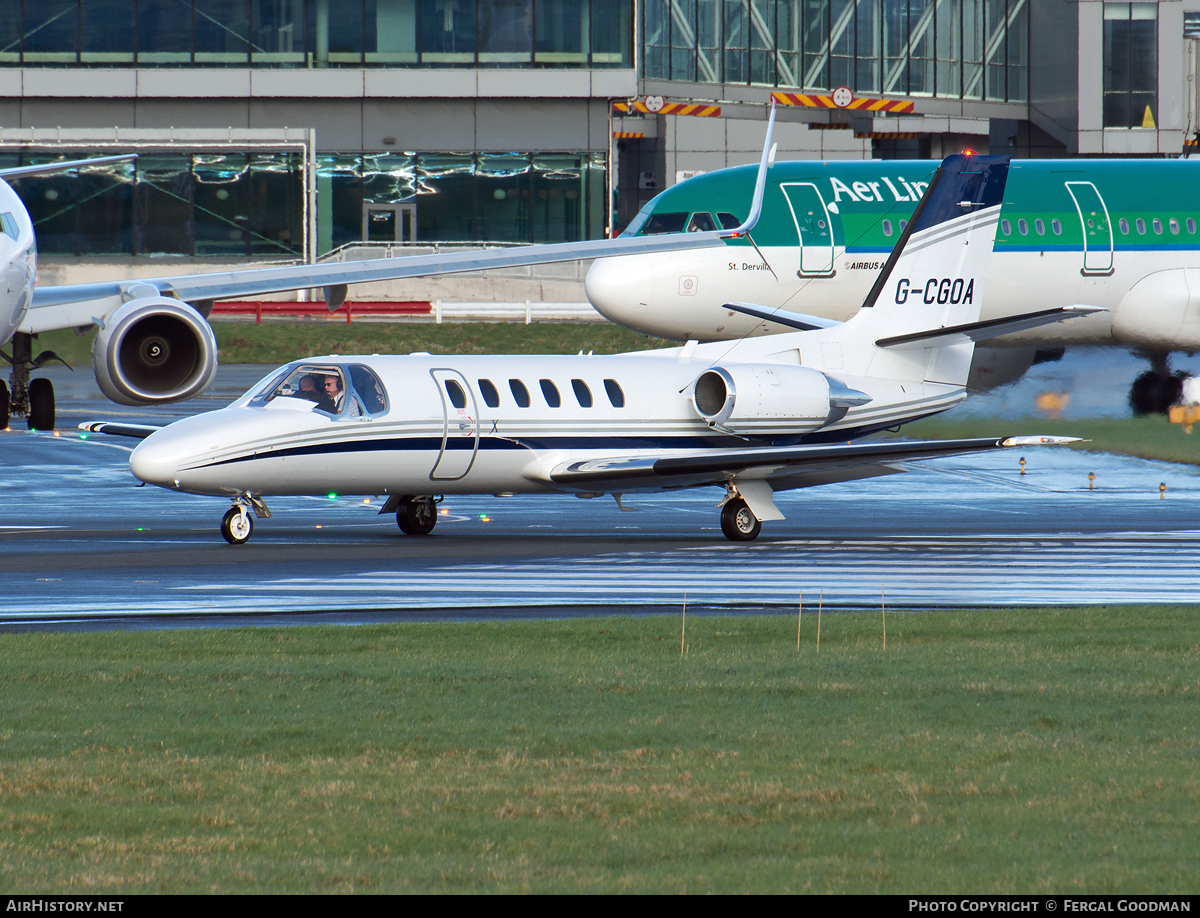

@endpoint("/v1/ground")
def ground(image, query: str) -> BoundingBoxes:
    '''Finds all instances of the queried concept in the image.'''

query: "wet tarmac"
[0,363,1196,628]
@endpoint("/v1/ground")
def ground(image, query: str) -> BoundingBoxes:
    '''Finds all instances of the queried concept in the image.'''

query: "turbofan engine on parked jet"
[92,296,218,405]
[691,363,871,435]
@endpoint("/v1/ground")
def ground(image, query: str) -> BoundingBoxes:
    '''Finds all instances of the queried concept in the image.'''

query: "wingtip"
[1001,435,1083,446]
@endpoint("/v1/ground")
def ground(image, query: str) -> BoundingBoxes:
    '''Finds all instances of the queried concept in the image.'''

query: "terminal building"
[0,0,1196,270]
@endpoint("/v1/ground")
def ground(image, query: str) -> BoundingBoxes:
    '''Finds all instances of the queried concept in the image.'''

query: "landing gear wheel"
[27,378,54,431]
[720,497,761,542]
[0,380,9,430]
[396,496,437,535]
[1130,370,1186,415]
[220,506,254,545]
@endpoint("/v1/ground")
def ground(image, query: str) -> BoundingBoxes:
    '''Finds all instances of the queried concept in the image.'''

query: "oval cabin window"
[478,378,500,408]
[1119,218,1129,234]
[1052,218,1062,235]
[571,379,593,407]
[603,379,625,408]
[1000,219,1011,235]
[444,379,467,410]
[509,379,531,408]
[539,379,561,408]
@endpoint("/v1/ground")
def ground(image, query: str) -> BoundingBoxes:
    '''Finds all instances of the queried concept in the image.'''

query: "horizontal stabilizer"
[876,305,1107,349]
[1,154,137,180]
[723,301,842,331]
[78,421,159,439]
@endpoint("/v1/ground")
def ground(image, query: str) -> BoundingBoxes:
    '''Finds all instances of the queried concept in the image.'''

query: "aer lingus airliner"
[586,152,1200,413]
[86,152,1092,544]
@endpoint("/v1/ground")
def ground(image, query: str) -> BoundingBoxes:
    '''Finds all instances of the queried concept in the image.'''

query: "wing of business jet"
[548,434,1074,495]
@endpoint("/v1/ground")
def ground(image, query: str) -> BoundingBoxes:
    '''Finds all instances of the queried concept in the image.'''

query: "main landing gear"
[1130,352,1189,416]
[394,495,439,535]
[1,332,65,431]
[720,496,762,542]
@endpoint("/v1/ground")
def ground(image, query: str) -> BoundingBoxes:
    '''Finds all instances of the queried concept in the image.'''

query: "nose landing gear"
[219,495,270,544]
[221,505,253,545]
[2,332,65,430]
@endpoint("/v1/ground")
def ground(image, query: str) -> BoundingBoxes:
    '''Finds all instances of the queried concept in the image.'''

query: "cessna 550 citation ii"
[87,152,1098,543]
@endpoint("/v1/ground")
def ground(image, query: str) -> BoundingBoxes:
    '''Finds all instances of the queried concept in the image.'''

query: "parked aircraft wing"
[876,305,1107,349]
[29,232,730,316]
[0,154,137,179]
[28,105,782,320]
[548,435,1079,491]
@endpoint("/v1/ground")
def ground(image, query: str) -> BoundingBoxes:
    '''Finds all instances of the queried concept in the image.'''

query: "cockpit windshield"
[243,362,389,417]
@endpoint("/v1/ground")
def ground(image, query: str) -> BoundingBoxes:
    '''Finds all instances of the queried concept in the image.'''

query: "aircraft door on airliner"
[1065,182,1114,275]
[780,183,835,276]
[430,369,479,480]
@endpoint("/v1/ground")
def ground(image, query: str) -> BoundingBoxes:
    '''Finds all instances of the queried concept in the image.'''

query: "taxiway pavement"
[0,364,1195,627]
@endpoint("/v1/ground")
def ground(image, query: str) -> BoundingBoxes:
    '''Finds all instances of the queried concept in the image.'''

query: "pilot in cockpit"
[325,373,361,417]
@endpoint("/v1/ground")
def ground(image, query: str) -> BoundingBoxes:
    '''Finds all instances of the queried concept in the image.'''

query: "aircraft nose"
[585,254,653,327]
[129,430,181,487]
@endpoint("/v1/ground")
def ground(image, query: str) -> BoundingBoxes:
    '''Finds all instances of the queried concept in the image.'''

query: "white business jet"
[87,152,1098,543]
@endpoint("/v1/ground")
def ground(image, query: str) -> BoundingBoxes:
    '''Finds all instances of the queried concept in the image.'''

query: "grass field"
[891,415,1199,466]
[2,609,1197,893]
[36,321,671,369]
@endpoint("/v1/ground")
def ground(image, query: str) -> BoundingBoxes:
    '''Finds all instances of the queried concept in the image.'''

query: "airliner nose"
[585,254,653,327]
[130,431,180,487]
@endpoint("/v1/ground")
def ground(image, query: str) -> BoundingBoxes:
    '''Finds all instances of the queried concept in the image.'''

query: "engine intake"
[93,296,218,405]
[693,363,862,435]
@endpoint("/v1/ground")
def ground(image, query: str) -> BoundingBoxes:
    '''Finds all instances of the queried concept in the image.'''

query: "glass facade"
[642,0,1029,101]
[0,151,305,257]
[1103,2,1157,128]
[318,152,607,254]
[0,150,605,257]
[0,0,632,67]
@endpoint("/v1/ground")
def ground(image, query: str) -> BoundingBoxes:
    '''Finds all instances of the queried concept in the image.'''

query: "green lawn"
[891,415,1200,466]
[2,609,1197,893]
[36,321,671,369]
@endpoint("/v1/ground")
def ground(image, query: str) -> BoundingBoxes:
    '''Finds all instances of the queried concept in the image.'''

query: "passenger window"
[899,220,907,231]
[1119,217,1129,234]
[1052,218,1062,235]
[881,219,893,237]
[1001,219,1011,235]
[478,378,500,408]
[444,379,467,409]
[1034,218,1045,235]
[509,379,531,408]
[0,213,17,240]
[1136,218,1146,234]
[687,212,717,232]
[540,379,561,407]
[717,212,742,230]
[641,212,689,235]
[1189,218,1197,234]
[1170,217,1180,235]
[1153,218,1163,235]
[604,379,625,408]
[571,379,593,407]
[348,365,388,416]
[1018,219,1028,235]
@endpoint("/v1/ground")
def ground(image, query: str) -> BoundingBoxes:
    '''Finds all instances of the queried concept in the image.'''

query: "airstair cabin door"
[430,369,479,481]
[781,182,836,276]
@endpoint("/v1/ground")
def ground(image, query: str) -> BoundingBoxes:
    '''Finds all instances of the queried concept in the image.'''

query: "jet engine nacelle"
[93,296,218,406]
[692,364,833,435]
